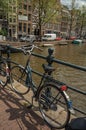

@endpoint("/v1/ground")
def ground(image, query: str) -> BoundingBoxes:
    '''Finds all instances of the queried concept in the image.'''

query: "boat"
[72,39,82,44]
[42,43,54,47]
[58,42,68,45]
[58,40,68,45]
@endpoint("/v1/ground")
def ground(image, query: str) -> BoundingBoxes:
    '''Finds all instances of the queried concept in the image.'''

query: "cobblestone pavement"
[0,85,51,130]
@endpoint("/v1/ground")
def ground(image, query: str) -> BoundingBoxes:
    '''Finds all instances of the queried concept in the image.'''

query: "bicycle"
[0,44,12,87]
[10,44,75,129]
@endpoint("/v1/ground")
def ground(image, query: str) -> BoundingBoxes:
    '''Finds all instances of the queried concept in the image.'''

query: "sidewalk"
[0,84,51,130]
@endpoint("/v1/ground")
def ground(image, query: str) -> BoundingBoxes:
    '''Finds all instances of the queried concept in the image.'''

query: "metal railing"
[1,45,85,115]
[31,48,86,116]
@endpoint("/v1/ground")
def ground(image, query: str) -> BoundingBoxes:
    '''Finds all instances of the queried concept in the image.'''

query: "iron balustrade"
[1,46,85,115]
[31,50,86,116]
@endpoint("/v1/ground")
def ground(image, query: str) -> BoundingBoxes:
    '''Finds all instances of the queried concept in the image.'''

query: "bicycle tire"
[38,82,70,129]
[0,61,8,87]
[11,65,30,95]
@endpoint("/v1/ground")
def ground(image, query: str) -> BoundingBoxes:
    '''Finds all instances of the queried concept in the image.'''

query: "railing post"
[46,48,54,66]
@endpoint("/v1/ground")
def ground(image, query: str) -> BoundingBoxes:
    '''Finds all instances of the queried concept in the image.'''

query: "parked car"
[20,35,36,43]
[20,35,26,42]
[66,36,76,40]
[69,36,76,40]
[56,37,62,41]
[42,33,56,41]
[26,35,36,43]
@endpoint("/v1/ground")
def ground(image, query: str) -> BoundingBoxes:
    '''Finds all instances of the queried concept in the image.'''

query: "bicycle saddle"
[42,64,55,73]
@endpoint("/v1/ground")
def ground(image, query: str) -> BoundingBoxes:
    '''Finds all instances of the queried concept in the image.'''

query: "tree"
[75,5,86,38]
[0,0,8,12]
[31,0,61,40]
[0,29,8,36]
[0,0,8,36]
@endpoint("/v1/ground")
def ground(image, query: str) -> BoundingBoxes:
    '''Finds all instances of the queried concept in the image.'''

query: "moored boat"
[72,39,82,44]
[58,42,68,45]
[42,43,54,47]
[58,40,68,45]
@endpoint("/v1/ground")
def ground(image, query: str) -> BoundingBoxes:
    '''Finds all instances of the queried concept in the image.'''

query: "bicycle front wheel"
[0,61,8,87]
[11,65,30,95]
[38,83,70,129]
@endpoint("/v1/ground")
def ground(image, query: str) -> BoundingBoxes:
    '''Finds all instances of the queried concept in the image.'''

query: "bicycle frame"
[23,52,46,98]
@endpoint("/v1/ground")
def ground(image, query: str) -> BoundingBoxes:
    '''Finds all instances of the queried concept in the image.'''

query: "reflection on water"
[54,43,86,66]
[11,43,86,115]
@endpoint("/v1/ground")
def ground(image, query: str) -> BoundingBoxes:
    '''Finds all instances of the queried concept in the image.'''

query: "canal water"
[11,43,86,115]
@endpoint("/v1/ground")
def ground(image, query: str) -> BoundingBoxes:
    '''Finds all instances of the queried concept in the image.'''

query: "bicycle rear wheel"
[0,61,8,87]
[11,65,30,95]
[38,82,70,129]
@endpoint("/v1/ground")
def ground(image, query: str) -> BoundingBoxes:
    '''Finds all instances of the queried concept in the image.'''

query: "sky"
[61,0,86,8]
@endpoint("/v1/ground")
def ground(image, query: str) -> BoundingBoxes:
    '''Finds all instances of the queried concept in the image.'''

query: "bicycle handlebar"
[0,44,43,55]
[21,44,43,55]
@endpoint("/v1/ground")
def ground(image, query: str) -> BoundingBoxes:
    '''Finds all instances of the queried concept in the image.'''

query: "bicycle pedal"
[50,104,57,111]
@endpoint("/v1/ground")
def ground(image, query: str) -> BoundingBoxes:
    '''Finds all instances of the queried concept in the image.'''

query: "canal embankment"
[0,39,72,47]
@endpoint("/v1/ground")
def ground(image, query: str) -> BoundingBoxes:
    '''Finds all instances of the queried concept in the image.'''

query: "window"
[12,25,16,34]
[23,23,26,32]
[19,23,22,31]
[28,5,31,11]
[28,24,30,34]
[13,17,16,22]
[13,7,16,13]
[23,4,27,10]
[19,4,22,9]
[19,12,22,15]
[9,17,12,22]
[9,6,12,12]
[28,14,31,20]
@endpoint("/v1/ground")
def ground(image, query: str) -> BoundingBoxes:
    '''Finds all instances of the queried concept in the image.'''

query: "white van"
[42,33,56,41]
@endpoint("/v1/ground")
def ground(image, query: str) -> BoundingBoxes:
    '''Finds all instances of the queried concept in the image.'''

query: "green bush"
[0,29,7,36]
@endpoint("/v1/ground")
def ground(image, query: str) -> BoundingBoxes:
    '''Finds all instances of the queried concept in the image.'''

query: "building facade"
[7,0,32,40]
[0,0,78,40]
[60,8,70,38]
[8,0,18,39]
[17,0,32,39]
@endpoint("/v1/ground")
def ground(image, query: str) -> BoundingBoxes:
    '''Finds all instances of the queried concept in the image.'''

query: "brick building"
[7,0,32,40]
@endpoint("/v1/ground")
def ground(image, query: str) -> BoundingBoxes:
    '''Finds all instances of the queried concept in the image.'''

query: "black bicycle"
[0,44,12,87]
[9,44,74,129]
